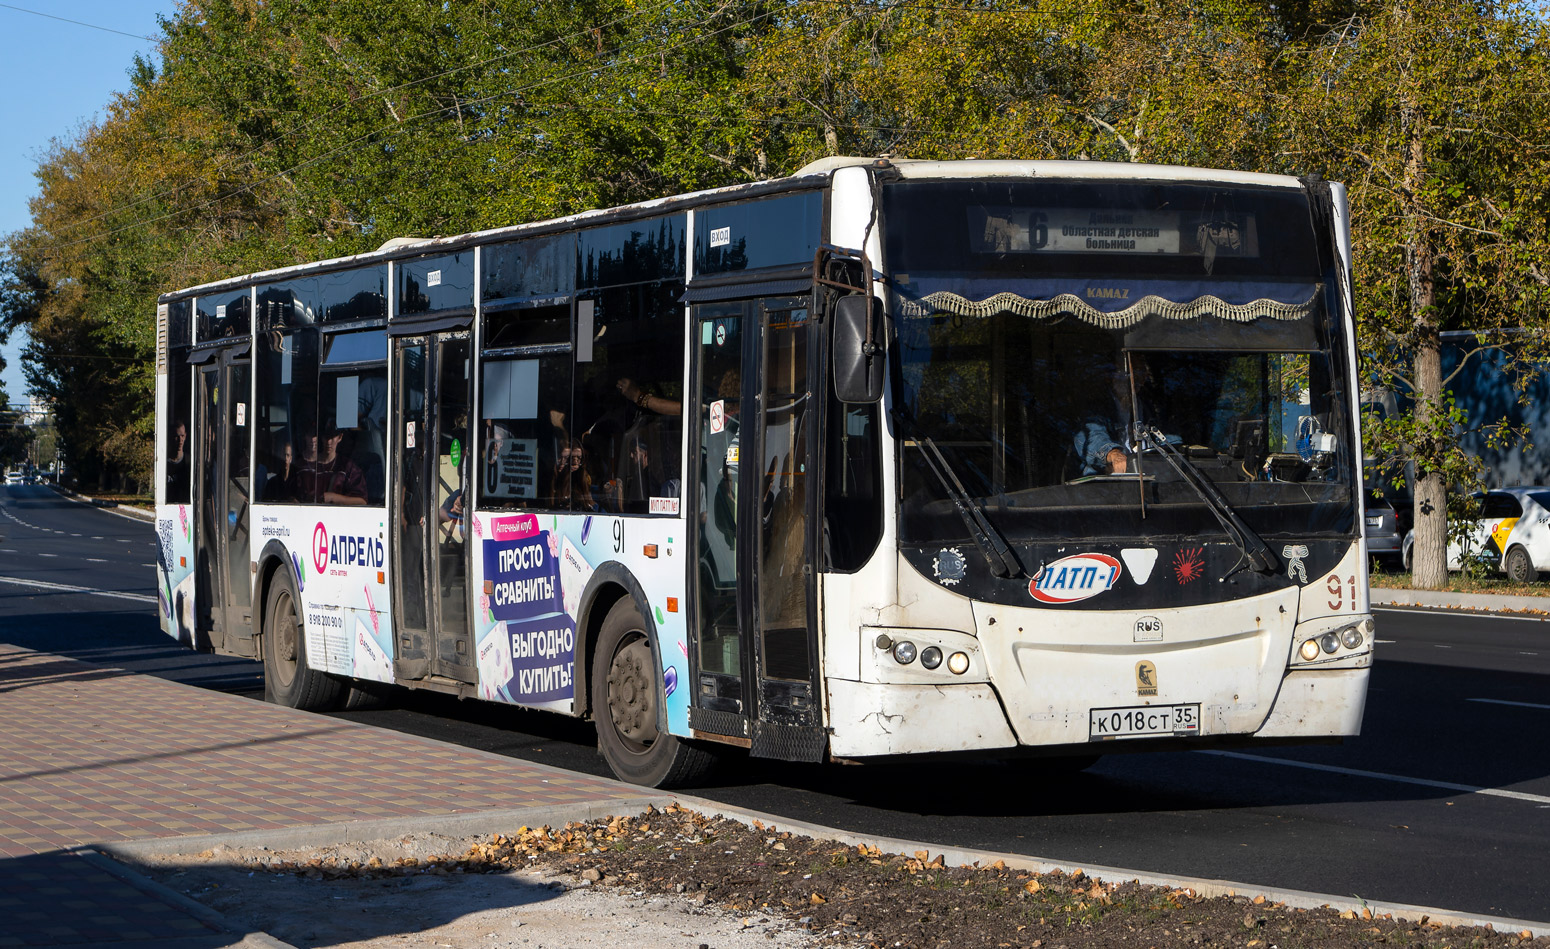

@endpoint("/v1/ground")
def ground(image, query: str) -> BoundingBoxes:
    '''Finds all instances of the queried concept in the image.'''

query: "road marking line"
[37,553,57,558]
[1197,750,1550,805]
[0,575,156,604]
[1468,698,1550,711]
[85,558,108,563]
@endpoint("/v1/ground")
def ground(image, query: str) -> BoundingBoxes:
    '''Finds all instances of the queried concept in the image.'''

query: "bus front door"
[192,351,253,653]
[689,298,824,761]
[390,334,475,685]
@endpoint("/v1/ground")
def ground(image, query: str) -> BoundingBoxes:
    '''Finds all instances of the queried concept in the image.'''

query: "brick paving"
[0,644,647,858]
[0,642,656,945]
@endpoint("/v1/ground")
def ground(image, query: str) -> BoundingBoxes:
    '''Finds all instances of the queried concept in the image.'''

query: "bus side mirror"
[832,295,883,403]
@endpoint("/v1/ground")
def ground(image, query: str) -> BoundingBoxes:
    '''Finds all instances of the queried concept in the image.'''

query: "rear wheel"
[593,598,716,788]
[1504,546,1539,583]
[262,573,343,711]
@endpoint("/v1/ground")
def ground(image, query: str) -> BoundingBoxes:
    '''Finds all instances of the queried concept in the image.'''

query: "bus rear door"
[192,347,253,652]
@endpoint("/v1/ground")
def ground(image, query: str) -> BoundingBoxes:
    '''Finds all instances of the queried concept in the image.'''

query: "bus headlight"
[920,646,943,670]
[1299,639,1321,662]
[892,641,917,664]
[1340,625,1364,649]
[1319,632,1340,654]
[947,651,970,675]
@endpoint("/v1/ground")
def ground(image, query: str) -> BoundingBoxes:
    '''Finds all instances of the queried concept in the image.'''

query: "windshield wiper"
[1139,426,1280,578]
[911,433,1024,579]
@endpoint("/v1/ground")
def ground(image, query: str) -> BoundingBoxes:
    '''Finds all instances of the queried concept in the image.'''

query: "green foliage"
[0,0,1547,536]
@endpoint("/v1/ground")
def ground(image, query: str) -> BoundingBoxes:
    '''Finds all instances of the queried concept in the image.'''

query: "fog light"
[947,651,970,675]
[1299,639,1321,662]
[892,641,917,664]
[920,646,943,670]
[1340,626,1364,649]
[1319,632,1340,654]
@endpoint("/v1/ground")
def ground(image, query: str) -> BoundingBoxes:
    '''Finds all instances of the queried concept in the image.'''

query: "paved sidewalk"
[0,643,664,946]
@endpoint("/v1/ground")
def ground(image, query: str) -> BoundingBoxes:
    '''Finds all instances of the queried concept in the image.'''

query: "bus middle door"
[390,333,475,685]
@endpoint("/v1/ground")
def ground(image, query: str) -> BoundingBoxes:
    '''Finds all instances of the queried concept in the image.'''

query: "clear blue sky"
[0,1,177,409]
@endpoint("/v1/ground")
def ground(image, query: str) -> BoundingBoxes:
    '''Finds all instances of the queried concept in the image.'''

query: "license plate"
[1088,703,1201,740]
[1365,516,1382,528]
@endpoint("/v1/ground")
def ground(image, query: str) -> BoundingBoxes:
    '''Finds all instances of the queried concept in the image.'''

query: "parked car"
[1401,486,1550,581]
[3,471,22,485]
[1364,495,1404,565]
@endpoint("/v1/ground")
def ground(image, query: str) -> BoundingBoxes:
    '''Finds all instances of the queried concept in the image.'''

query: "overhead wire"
[0,2,158,42]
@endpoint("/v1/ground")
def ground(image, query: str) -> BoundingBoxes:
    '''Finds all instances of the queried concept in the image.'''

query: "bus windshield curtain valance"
[893,280,1320,329]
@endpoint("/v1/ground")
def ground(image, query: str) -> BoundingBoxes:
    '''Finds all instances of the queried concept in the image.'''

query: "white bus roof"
[161,159,1307,300]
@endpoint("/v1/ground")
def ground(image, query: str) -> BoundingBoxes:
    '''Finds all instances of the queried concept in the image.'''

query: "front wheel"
[592,598,717,788]
[1504,546,1539,583]
[262,572,343,711]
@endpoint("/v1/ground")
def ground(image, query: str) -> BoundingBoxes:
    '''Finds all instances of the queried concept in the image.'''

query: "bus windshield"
[884,178,1356,545]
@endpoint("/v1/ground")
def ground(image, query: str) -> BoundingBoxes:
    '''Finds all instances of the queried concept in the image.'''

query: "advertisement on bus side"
[155,504,197,646]
[254,504,395,684]
[469,510,690,735]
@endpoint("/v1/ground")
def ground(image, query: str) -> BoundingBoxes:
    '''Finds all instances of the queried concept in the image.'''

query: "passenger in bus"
[615,376,681,416]
[262,434,297,502]
[297,420,368,505]
[603,430,680,512]
[166,419,190,500]
[551,440,601,511]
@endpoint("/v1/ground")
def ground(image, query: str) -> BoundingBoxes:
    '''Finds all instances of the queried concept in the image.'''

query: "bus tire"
[592,598,716,788]
[1504,545,1538,583]
[262,572,343,712]
[339,681,392,710]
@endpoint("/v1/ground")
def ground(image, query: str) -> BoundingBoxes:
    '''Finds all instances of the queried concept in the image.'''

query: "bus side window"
[572,283,685,516]
[479,353,571,510]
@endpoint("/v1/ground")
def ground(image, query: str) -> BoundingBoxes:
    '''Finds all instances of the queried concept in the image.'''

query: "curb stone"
[98,798,674,861]
[1371,587,1550,614]
[74,846,297,949]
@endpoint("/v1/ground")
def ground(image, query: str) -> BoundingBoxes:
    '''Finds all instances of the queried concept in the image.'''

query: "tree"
[1287,1,1550,587]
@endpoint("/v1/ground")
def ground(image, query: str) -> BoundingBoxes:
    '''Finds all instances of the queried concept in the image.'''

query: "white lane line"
[1375,606,1550,622]
[1468,698,1550,711]
[85,558,108,563]
[37,553,57,558]
[1197,750,1550,805]
[0,575,156,604]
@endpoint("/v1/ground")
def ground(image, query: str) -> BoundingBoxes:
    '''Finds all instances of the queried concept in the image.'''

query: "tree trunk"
[1401,74,1444,589]
[1411,339,1448,588]
[1399,14,1448,590]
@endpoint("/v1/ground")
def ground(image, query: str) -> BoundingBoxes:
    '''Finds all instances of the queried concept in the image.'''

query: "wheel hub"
[606,638,657,746]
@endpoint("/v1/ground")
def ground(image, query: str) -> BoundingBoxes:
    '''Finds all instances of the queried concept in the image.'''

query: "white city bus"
[154,158,1372,787]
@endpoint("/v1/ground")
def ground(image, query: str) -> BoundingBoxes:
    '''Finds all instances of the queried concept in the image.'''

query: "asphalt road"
[3,482,1547,924]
